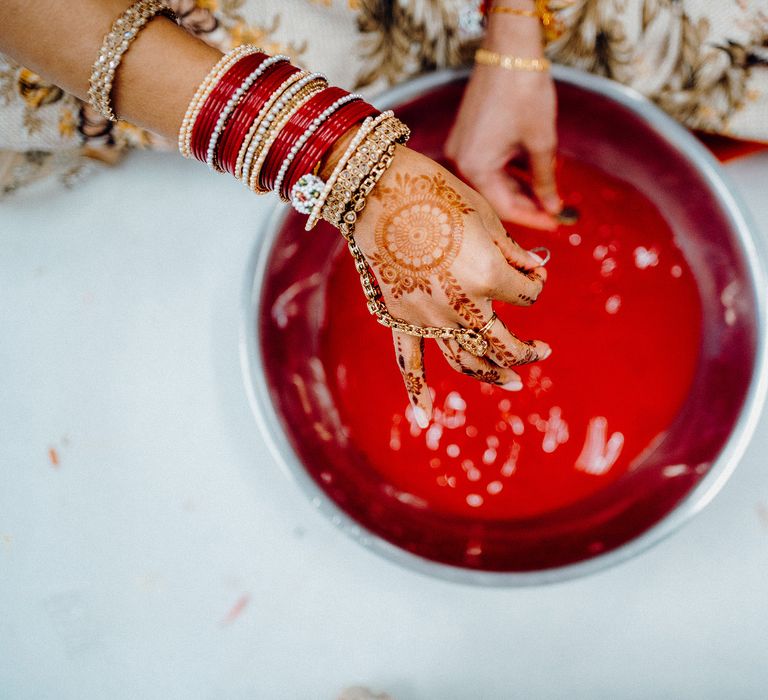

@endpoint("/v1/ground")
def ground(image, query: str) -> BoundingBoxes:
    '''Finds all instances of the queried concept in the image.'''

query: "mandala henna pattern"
[370,172,473,301]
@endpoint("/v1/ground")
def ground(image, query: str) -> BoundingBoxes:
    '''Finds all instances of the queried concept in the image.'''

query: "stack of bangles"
[176,46,499,355]
[86,0,502,358]
[176,44,410,231]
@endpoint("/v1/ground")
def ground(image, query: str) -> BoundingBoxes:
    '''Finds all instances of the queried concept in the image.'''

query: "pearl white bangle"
[178,44,262,159]
[304,112,393,231]
[273,93,363,201]
[204,54,287,172]
[247,80,327,193]
[241,73,327,192]
[89,0,177,122]
[234,70,309,183]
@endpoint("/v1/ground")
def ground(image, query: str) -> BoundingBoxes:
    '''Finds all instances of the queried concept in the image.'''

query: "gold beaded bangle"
[234,69,307,181]
[322,116,409,228]
[246,79,328,193]
[178,44,263,159]
[304,112,388,232]
[489,6,538,17]
[88,0,177,122]
[238,69,317,187]
[474,47,550,72]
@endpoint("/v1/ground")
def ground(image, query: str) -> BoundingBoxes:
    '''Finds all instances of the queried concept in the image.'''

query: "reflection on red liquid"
[319,155,702,520]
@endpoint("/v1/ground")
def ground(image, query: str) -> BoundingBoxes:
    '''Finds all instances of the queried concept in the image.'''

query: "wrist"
[318,125,359,180]
[483,1,545,56]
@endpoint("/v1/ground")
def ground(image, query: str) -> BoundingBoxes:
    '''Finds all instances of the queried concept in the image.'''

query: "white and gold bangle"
[247,80,327,193]
[233,68,307,182]
[304,111,393,231]
[88,0,177,122]
[322,115,406,227]
[178,44,263,159]
[241,73,325,190]
[273,93,363,201]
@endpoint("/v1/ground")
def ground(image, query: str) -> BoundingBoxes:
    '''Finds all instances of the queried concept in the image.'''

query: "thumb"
[529,146,562,215]
[471,169,557,231]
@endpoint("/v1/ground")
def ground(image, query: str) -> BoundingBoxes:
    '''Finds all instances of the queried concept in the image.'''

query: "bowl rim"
[240,66,768,586]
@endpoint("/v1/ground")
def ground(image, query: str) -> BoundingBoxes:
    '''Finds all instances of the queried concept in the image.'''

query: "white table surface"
[2,148,768,700]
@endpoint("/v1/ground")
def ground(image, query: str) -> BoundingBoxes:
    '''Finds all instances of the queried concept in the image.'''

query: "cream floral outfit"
[0,0,766,195]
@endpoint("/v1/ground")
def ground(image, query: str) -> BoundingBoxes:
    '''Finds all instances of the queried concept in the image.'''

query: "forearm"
[482,0,545,56]
[0,0,221,137]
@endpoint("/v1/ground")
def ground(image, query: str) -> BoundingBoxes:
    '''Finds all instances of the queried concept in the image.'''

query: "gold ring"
[454,313,498,357]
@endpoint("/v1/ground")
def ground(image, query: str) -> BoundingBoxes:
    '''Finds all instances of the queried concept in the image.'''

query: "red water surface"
[319,155,703,520]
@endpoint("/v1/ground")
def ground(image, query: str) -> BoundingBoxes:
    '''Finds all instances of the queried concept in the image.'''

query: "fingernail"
[501,380,524,392]
[557,206,580,225]
[528,251,545,265]
[544,196,562,215]
[540,346,552,360]
[414,406,430,429]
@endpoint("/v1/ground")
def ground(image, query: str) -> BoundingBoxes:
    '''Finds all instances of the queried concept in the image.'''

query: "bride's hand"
[351,146,552,427]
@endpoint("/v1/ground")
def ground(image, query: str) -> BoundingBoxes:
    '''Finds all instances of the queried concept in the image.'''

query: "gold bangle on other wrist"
[489,6,538,18]
[488,1,566,42]
[474,47,550,72]
[88,0,177,122]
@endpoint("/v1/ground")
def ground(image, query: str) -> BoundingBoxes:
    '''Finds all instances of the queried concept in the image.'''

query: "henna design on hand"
[487,332,538,367]
[443,343,504,386]
[441,270,487,327]
[395,335,426,402]
[369,171,474,301]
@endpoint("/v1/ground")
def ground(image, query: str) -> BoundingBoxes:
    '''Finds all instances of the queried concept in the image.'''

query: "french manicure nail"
[414,406,430,429]
[540,347,553,360]
[528,251,545,265]
[501,380,524,392]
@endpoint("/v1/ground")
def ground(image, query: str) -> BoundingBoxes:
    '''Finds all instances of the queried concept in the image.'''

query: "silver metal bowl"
[241,67,767,585]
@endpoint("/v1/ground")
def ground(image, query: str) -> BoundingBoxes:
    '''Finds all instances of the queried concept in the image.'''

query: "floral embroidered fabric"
[0,0,765,196]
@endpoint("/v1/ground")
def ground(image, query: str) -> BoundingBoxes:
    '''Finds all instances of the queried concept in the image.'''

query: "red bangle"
[190,52,266,163]
[260,86,346,192]
[216,62,299,174]
[284,98,377,197]
[190,52,268,163]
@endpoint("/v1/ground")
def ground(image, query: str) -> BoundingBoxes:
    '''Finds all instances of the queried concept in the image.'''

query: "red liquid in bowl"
[320,156,702,521]
[258,79,756,572]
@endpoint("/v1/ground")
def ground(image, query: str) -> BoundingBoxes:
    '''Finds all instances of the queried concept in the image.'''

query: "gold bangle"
[488,1,566,42]
[304,115,379,232]
[474,47,550,72]
[236,66,307,183]
[321,113,404,227]
[247,79,328,193]
[489,6,538,18]
[88,0,177,122]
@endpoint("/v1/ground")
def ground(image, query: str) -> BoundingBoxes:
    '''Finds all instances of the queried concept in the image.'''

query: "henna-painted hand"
[352,146,552,427]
